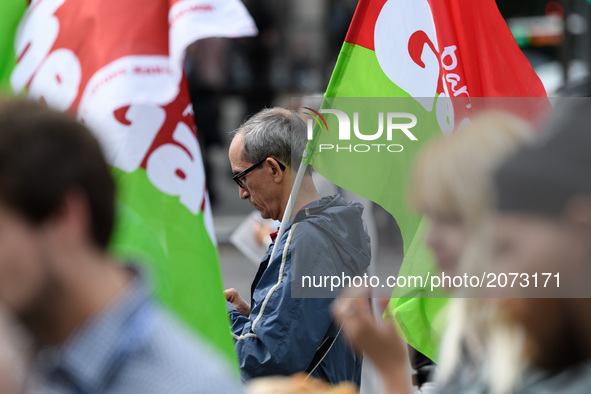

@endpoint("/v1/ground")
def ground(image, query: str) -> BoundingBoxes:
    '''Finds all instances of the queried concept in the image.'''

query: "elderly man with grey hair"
[224,107,371,385]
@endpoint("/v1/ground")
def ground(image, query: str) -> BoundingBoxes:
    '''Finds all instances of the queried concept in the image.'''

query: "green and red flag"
[12,0,256,366]
[0,0,27,92]
[307,0,547,360]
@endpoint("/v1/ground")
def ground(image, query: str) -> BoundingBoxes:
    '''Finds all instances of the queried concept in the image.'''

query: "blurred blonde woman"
[412,112,534,394]
[332,112,534,394]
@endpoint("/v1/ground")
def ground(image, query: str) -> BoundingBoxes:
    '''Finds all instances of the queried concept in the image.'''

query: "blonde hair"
[410,112,534,393]
[409,112,533,231]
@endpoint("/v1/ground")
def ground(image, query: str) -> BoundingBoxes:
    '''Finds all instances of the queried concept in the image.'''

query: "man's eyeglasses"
[232,157,286,188]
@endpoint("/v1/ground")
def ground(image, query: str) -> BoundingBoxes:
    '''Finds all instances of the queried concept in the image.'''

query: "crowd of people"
[0,96,589,393]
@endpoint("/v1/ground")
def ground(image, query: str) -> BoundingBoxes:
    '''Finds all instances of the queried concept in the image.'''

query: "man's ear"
[563,194,591,233]
[266,158,285,184]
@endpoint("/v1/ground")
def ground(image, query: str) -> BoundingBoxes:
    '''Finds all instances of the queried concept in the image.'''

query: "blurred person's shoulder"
[117,267,241,394]
[119,304,241,394]
[28,265,241,394]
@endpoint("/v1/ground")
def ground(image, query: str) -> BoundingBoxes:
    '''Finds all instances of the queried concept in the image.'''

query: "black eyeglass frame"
[232,157,286,188]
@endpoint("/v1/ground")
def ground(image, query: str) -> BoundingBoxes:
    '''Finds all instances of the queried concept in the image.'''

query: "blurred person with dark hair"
[491,99,591,391]
[225,107,370,385]
[0,99,240,393]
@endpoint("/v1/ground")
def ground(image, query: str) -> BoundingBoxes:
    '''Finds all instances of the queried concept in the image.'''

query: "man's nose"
[239,186,249,200]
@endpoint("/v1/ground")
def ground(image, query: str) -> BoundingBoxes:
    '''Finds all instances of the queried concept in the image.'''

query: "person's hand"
[253,220,272,246]
[224,288,251,317]
[331,292,412,394]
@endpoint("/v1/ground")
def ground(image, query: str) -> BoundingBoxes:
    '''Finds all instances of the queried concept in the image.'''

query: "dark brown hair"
[0,98,115,249]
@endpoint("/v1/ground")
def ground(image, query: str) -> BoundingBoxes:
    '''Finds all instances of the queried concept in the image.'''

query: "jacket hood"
[290,194,371,275]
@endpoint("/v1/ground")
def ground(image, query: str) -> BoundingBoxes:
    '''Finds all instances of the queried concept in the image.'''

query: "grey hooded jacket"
[227,194,371,384]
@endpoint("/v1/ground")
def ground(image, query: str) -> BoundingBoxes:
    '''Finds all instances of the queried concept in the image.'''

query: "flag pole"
[269,150,309,262]
[269,103,323,261]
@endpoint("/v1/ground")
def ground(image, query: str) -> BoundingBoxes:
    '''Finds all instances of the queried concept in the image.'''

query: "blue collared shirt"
[30,266,241,394]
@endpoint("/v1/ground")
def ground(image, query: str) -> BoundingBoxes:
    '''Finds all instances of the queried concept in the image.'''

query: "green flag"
[307,0,547,361]
[0,0,26,93]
